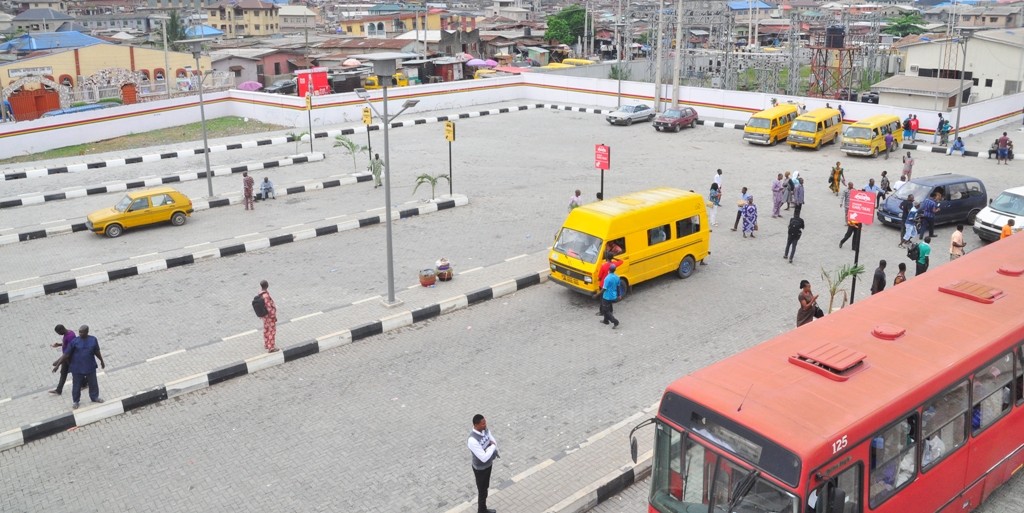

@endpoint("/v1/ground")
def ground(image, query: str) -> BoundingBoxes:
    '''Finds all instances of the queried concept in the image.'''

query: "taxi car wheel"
[967,209,980,224]
[104,224,123,238]
[171,212,187,226]
[677,255,696,279]
[625,118,633,126]
[690,119,696,128]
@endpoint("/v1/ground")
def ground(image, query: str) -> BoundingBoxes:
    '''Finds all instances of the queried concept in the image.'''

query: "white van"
[973,186,1024,241]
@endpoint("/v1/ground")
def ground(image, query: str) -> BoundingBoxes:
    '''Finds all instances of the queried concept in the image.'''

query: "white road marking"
[184,242,210,248]
[459,266,483,275]
[41,219,66,224]
[71,264,101,271]
[4,276,39,285]
[0,227,12,233]
[352,295,380,305]
[131,252,158,259]
[504,254,529,262]
[0,397,10,405]
[407,283,419,289]
[146,349,186,362]
[325,215,346,221]
[290,312,323,322]
[234,232,259,239]
[222,329,257,341]
[280,223,305,230]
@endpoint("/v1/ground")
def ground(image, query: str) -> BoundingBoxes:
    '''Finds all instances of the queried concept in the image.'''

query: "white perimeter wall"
[1,73,1022,160]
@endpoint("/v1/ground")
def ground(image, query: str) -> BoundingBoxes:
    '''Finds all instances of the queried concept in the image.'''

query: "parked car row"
[605,104,700,132]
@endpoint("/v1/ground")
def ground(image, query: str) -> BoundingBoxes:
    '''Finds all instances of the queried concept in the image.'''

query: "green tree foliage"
[162,11,190,51]
[545,5,586,45]
[883,14,926,37]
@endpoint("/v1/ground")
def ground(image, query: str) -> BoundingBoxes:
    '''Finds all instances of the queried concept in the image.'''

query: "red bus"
[632,234,1024,513]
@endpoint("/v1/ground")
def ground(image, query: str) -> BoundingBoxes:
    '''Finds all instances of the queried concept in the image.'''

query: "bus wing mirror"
[630,437,638,464]
[627,417,656,464]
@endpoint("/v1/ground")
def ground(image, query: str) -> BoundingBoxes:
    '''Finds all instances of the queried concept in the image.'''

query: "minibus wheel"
[677,255,696,279]
[617,279,629,300]
[769,137,776,146]
[872,147,878,157]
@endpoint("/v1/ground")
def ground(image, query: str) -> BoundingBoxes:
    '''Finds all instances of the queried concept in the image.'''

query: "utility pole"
[653,0,665,112]
[671,0,683,107]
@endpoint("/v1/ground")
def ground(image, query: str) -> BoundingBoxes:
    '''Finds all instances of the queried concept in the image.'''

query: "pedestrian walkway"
[0,247,548,453]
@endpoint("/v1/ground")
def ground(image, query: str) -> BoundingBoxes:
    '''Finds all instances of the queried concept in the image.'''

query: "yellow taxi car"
[86,186,193,238]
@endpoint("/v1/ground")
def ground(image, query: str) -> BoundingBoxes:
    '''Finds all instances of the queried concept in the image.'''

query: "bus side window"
[649,225,669,245]
[808,463,862,513]
[676,216,699,238]
[868,414,918,508]
[1016,345,1023,406]
[606,237,625,256]
[971,352,1014,435]
[920,379,968,470]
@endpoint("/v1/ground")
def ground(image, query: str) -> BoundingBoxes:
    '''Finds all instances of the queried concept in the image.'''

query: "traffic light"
[362,107,372,125]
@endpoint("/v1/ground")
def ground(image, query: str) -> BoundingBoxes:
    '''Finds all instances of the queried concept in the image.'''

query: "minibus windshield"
[746,118,771,129]
[792,120,817,133]
[845,127,873,140]
[990,192,1024,216]
[553,227,602,264]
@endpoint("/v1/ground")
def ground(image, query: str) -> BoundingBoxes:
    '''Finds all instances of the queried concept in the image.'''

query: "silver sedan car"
[606,104,655,126]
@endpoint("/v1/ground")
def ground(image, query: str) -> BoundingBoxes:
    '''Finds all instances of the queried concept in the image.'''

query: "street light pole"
[178,38,215,197]
[953,33,970,140]
[159,17,171,99]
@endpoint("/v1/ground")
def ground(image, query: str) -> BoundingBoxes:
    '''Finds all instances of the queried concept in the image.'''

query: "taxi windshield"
[746,118,771,129]
[552,227,602,264]
[650,424,798,513]
[114,195,132,212]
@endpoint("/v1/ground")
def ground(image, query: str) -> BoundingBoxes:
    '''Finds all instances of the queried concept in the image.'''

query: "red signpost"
[847,190,876,225]
[595,144,610,200]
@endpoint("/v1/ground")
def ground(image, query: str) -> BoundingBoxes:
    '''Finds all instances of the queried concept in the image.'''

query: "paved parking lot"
[2,101,1023,512]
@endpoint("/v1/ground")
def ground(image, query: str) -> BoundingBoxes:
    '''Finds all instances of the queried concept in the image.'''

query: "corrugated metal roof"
[0,31,104,52]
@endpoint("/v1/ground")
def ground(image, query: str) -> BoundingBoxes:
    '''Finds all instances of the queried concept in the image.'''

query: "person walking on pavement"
[741,196,758,238]
[258,280,279,353]
[894,263,908,285]
[910,115,920,141]
[468,414,499,513]
[731,187,751,231]
[568,189,582,211]
[594,264,621,328]
[902,152,915,180]
[898,193,915,244]
[708,183,721,226]
[829,162,845,196]
[797,280,818,327]
[1001,219,1016,239]
[713,168,723,189]
[840,181,855,213]
[997,132,1012,165]
[933,113,944,144]
[793,177,805,218]
[871,260,887,295]
[784,213,804,263]
[916,236,932,276]
[48,324,78,395]
[595,252,622,316]
[884,130,894,159]
[369,153,384,188]
[863,179,882,208]
[242,172,255,210]
[771,173,785,218]
[919,190,942,239]
[950,224,966,261]
[878,171,891,207]
[840,220,861,251]
[51,325,105,409]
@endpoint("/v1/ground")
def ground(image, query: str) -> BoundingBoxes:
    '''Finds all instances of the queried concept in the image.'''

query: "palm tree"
[287,131,309,154]
[163,11,189,51]
[821,263,867,313]
[883,14,927,37]
[333,135,367,172]
[413,173,450,200]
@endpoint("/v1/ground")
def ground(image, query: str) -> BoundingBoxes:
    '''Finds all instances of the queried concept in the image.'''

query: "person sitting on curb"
[947,137,967,157]
[258,177,275,201]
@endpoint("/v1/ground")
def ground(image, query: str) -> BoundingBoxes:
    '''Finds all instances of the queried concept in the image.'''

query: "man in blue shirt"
[919,191,942,238]
[52,325,106,409]
[594,264,621,329]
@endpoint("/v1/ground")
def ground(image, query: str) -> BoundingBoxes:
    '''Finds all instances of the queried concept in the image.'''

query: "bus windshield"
[650,423,798,513]
[844,127,874,140]
[792,120,817,133]
[746,118,771,129]
[990,192,1024,216]
[552,227,602,264]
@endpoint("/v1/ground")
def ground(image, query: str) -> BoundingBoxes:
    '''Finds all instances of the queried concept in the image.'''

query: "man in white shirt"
[568,190,582,211]
[713,169,723,189]
[468,414,499,513]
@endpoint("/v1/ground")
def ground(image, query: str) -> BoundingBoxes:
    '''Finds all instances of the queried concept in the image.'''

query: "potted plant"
[333,135,367,173]
[413,173,450,201]
[820,263,866,313]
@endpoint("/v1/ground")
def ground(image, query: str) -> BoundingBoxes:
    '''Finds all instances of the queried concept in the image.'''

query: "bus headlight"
[584,276,592,284]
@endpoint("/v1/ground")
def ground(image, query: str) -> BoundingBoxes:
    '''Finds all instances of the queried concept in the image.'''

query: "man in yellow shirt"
[1002,219,1016,240]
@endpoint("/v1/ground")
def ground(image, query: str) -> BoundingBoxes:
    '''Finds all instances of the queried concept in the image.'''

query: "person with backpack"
[899,198,919,249]
[902,116,912,141]
[915,236,932,276]
[253,280,279,353]
[783,213,804,263]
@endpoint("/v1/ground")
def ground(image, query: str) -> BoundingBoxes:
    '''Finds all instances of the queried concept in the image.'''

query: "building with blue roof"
[0,32,105,55]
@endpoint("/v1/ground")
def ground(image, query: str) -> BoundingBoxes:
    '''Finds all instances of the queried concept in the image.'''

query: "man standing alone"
[568,190,582,211]
[51,325,105,409]
[783,213,804,264]
[902,152,915,180]
[916,236,932,276]
[242,172,255,210]
[468,414,499,513]
[595,264,621,329]
[950,224,966,260]
[997,132,1012,165]
[792,177,805,218]
[871,260,887,295]
[369,153,384,187]
[258,280,279,353]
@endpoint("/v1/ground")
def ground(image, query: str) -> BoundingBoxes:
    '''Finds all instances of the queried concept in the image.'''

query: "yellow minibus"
[548,188,709,297]
[787,107,842,149]
[561,58,595,66]
[743,103,799,146]
[840,114,902,157]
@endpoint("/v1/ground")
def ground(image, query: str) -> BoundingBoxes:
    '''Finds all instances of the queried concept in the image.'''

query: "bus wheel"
[871,147,878,158]
[677,255,696,279]
[617,279,629,300]
[769,136,776,146]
